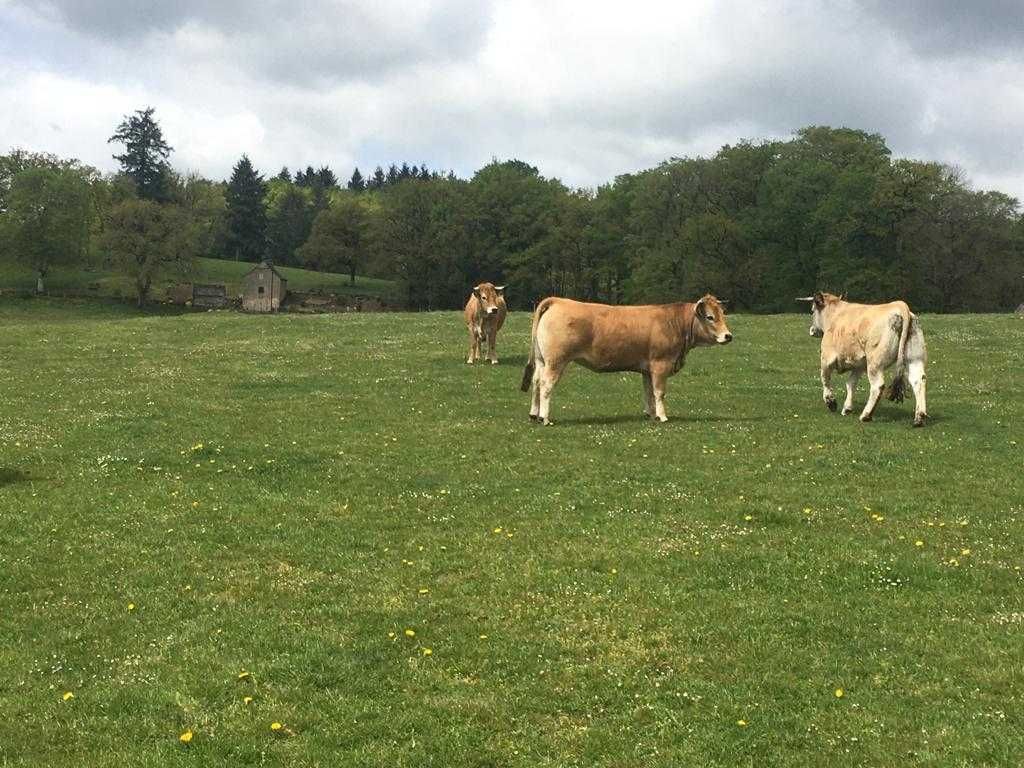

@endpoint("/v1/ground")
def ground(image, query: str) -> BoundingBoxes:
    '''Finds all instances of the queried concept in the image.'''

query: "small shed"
[242,261,287,313]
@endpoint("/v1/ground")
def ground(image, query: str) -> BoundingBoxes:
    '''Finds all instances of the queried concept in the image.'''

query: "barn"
[242,261,287,313]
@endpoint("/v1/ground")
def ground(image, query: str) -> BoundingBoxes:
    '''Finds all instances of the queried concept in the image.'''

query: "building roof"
[244,261,287,282]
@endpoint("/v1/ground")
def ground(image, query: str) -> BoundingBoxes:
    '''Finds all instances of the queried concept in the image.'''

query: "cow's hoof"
[841,407,854,416]
[860,414,873,423]
[913,415,926,428]
[529,414,539,422]
[491,359,499,365]
[656,416,668,423]
[826,397,837,412]
[543,420,554,426]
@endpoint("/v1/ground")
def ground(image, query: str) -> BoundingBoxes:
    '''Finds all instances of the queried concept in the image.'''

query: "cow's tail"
[520,298,554,392]
[887,303,913,403]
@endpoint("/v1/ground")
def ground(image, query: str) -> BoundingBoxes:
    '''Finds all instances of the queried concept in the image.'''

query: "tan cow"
[798,292,927,426]
[464,283,507,364]
[520,295,733,424]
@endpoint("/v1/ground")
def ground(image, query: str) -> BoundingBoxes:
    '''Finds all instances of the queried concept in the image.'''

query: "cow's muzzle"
[809,327,823,338]
[717,333,733,344]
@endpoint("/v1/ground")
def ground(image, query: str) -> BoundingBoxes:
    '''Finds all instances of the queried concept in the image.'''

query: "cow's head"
[473,283,505,316]
[796,292,839,337]
[694,294,733,345]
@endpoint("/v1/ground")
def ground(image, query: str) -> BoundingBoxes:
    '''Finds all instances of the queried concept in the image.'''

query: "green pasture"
[1,299,1021,767]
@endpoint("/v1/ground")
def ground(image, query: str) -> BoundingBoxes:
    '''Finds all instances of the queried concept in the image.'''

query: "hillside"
[0,257,397,305]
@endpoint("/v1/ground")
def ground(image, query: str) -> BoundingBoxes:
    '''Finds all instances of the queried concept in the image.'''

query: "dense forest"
[2,109,1022,311]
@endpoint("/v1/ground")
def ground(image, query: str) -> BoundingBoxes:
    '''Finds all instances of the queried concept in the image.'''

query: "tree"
[101,199,198,306]
[368,166,386,190]
[108,107,173,201]
[347,167,365,192]
[224,155,267,261]
[276,167,292,182]
[0,167,94,292]
[266,181,312,265]
[297,194,370,284]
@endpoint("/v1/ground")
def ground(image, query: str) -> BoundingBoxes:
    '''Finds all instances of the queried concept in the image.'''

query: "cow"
[464,283,507,364]
[520,295,733,425]
[797,292,927,426]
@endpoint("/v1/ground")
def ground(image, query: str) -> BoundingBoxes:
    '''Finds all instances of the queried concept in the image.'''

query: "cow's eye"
[705,314,714,321]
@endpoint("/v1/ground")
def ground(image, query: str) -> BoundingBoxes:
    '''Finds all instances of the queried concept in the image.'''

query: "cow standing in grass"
[521,295,733,425]
[464,283,507,364]
[798,292,928,426]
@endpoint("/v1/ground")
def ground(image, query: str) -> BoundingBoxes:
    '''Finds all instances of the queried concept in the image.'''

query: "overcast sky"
[2,0,1022,199]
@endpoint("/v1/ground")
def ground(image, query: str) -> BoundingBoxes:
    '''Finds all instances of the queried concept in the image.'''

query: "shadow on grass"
[550,414,768,426]
[0,468,31,487]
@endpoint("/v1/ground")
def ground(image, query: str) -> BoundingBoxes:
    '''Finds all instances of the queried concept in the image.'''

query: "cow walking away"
[521,295,733,425]
[464,283,507,364]
[798,292,928,426]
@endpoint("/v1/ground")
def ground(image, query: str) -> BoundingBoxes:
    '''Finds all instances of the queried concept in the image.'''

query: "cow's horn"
[795,296,815,302]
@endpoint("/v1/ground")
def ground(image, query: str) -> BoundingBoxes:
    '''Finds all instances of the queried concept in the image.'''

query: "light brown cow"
[464,283,507,364]
[798,292,927,426]
[520,295,733,424]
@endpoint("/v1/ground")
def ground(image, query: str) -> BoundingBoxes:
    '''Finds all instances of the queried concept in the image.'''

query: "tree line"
[2,109,1022,311]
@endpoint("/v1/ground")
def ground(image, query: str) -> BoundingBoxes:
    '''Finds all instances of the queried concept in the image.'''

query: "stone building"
[242,261,287,313]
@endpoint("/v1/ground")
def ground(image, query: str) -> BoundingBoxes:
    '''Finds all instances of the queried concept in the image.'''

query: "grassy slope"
[0,257,395,302]
[0,300,1021,767]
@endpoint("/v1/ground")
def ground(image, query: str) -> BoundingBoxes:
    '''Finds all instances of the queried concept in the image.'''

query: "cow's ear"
[472,285,482,299]
[494,285,505,296]
[813,292,825,309]
[694,297,706,317]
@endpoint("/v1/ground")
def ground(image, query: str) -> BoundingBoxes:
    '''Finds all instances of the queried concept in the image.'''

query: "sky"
[2,0,1023,199]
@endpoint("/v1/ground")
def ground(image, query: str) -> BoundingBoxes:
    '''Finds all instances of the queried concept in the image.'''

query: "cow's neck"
[672,302,701,353]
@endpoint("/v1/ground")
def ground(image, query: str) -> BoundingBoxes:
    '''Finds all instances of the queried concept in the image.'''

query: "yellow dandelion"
[961,548,971,556]
[914,540,924,547]
[243,696,254,705]
[493,527,502,534]
[270,722,283,732]
[404,629,416,637]
[127,602,135,612]
[192,501,199,508]
[388,631,396,638]
[479,634,488,640]
[422,648,433,656]
[743,515,753,521]
[835,688,844,698]
[418,588,429,594]
[238,671,251,680]
[62,691,74,702]
[611,568,618,575]
[803,507,812,514]
[179,729,194,744]
[737,719,748,727]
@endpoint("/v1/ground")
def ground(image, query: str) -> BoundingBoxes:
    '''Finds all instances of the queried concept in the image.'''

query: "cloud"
[1,0,1022,200]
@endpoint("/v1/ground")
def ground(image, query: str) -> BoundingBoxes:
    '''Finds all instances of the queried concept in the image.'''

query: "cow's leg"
[466,326,477,364]
[909,359,927,427]
[650,366,671,423]
[842,370,861,415]
[821,363,837,412]
[529,358,543,421]
[860,365,885,422]
[487,327,499,365]
[537,361,565,426]
[641,371,655,418]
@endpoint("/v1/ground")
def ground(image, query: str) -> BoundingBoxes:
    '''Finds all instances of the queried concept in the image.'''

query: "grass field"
[0,257,396,303]
[1,299,1022,767]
